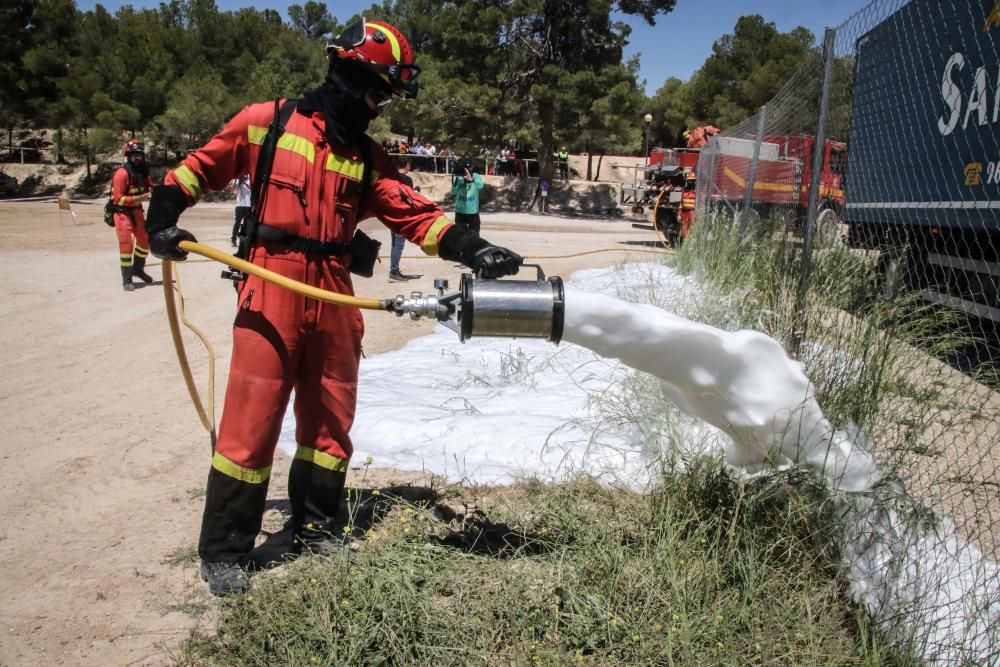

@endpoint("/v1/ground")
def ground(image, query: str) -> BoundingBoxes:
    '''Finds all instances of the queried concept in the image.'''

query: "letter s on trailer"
[845,0,1000,323]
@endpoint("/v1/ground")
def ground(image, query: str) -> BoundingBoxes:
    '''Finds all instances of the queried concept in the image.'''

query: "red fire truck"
[624,135,848,247]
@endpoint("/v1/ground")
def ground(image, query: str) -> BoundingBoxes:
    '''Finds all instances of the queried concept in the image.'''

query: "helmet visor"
[329,18,366,51]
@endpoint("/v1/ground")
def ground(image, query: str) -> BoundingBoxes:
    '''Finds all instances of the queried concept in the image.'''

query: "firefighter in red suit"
[112,141,155,291]
[680,172,697,240]
[145,19,523,596]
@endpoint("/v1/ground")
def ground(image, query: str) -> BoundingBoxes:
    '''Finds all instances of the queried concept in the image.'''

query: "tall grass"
[179,471,900,666]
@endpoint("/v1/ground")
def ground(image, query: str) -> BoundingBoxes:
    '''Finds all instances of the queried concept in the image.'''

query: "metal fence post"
[792,26,837,354]
[739,106,767,240]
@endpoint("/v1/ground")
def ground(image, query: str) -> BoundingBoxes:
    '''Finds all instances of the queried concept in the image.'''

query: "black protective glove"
[438,225,523,279]
[146,184,197,260]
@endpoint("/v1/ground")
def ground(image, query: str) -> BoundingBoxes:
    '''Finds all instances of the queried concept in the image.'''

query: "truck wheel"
[815,208,844,247]
[876,247,907,302]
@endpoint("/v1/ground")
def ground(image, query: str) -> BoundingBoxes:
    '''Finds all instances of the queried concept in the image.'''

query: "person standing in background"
[229,174,251,247]
[451,156,484,233]
[111,141,154,291]
[389,161,420,281]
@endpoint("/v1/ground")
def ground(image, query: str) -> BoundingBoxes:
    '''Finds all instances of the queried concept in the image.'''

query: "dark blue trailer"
[845,0,1000,321]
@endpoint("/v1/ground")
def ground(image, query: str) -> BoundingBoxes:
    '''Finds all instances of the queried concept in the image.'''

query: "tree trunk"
[82,127,92,181]
[595,154,604,181]
[536,98,556,181]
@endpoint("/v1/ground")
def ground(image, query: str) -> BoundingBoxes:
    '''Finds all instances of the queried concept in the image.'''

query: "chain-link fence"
[688,0,1000,663]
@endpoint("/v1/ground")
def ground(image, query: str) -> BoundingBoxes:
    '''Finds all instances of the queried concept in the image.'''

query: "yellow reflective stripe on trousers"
[294,445,349,473]
[134,246,149,257]
[247,126,316,164]
[421,216,453,256]
[173,165,203,201]
[212,451,271,484]
[120,253,133,266]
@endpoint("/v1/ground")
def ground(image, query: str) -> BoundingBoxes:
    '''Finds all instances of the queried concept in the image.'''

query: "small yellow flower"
[716,641,724,649]
[311,656,319,663]
[342,525,351,534]
[306,523,314,529]
[364,456,374,465]
[670,626,678,633]
[715,614,723,623]
[610,618,618,626]
[310,578,318,584]
[678,559,686,567]
[672,614,680,622]
[372,489,381,496]
[340,599,350,607]
[246,595,255,602]
[653,623,663,632]
[631,634,640,642]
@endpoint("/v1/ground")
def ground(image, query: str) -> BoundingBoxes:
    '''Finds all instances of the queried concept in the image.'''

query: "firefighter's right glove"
[438,225,523,279]
[146,184,197,261]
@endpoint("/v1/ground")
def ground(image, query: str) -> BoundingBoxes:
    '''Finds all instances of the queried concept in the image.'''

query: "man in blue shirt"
[451,156,485,233]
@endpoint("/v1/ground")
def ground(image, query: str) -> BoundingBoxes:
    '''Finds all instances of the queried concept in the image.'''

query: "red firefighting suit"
[680,188,696,239]
[166,100,455,562]
[112,166,153,270]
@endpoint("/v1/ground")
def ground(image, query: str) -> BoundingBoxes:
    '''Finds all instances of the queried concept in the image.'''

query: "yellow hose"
[162,260,216,437]
[178,240,387,311]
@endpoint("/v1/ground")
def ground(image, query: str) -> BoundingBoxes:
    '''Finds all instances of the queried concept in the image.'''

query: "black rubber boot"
[133,256,154,283]
[121,266,135,291]
[289,456,353,559]
[200,561,251,597]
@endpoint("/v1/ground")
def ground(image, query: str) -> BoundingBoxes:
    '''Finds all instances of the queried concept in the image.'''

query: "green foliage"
[7,0,826,173]
[647,16,817,148]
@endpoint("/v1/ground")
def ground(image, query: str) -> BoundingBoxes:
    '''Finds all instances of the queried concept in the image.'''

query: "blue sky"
[77,0,874,94]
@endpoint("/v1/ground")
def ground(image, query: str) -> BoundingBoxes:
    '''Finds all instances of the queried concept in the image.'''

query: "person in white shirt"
[229,174,251,247]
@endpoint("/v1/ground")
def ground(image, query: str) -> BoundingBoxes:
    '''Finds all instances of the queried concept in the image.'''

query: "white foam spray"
[561,285,880,493]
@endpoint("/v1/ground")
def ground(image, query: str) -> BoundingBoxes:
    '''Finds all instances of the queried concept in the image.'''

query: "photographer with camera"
[450,156,484,233]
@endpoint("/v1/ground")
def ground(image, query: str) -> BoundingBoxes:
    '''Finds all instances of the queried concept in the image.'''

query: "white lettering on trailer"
[964,66,989,128]
[938,54,1000,135]
[939,52,965,135]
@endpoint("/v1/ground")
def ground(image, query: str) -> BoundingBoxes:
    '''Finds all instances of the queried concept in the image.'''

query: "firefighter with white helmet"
[145,19,524,595]
[111,141,154,291]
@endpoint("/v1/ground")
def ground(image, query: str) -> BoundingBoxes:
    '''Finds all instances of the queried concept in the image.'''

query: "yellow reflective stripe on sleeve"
[173,165,203,201]
[212,451,271,484]
[248,125,268,145]
[117,197,128,206]
[421,216,453,256]
[294,445,350,472]
[325,153,364,181]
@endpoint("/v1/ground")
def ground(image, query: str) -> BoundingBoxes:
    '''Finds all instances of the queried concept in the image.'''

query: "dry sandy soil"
[0,199,665,666]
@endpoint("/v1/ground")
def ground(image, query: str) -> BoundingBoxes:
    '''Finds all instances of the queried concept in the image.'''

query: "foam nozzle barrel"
[387,266,564,344]
[457,265,564,344]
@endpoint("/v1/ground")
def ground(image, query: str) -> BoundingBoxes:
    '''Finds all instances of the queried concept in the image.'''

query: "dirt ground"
[0,199,665,666]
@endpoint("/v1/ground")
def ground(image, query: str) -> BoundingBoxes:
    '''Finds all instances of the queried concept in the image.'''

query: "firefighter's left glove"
[438,225,523,279]
[146,184,197,261]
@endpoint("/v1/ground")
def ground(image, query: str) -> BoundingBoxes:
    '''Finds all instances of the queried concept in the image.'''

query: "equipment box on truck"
[844,0,1000,322]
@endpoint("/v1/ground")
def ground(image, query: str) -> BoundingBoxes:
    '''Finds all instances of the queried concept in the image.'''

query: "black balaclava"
[298,62,381,147]
[124,156,149,181]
